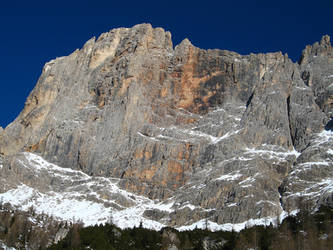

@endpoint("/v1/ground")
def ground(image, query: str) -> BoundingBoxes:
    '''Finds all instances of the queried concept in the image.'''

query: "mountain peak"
[0,24,333,233]
[320,34,331,47]
[299,34,333,64]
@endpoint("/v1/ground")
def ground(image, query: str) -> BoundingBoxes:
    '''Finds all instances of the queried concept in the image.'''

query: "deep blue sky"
[0,0,332,127]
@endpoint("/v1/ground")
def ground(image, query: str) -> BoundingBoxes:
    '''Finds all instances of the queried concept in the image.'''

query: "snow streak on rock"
[0,152,299,232]
[0,153,169,230]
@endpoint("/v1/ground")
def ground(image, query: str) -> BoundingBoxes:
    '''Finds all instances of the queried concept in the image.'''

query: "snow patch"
[296,86,311,91]
[244,146,300,161]
[137,132,160,142]
[287,178,333,198]
[215,172,242,181]
[210,129,242,144]
[239,177,256,185]
[83,105,98,110]
[19,152,90,182]
[0,241,16,250]
[312,130,333,147]
[299,161,330,167]
[177,209,299,232]
[156,126,241,144]
[256,200,278,207]
[179,203,198,211]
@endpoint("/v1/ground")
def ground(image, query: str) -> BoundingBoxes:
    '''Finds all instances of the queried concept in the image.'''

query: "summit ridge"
[0,24,333,230]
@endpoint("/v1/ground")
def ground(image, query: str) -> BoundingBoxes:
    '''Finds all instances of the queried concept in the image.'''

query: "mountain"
[0,23,333,232]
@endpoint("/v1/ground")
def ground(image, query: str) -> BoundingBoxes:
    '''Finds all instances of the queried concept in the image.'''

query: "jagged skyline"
[1,23,332,229]
[0,0,332,127]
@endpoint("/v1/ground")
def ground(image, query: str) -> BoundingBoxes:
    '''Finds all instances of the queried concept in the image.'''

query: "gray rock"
[0,24,333,227]
[279,35,333,211]
[299,35,333,119]
[202,236,227,250]
[162,228,180,249]
[53,228,69,244]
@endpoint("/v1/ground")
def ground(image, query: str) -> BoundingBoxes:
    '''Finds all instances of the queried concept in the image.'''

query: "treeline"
[49,205,333,250]
[0,202,68,249]
[1,202,333,249]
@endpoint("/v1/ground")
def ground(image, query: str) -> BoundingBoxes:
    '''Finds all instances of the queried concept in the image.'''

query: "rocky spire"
[320,34,331,48]
[299,34,332,64]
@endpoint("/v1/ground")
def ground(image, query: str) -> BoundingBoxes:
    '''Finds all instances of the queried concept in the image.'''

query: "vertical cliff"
[0,24,332,228]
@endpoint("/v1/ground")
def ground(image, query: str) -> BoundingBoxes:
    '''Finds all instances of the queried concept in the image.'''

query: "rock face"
[0,23,333,228]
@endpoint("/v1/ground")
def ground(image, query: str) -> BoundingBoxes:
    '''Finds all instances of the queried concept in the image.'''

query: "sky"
[0,0,332,128]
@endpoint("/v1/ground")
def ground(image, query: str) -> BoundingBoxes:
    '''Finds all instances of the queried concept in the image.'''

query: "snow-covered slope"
[0,152,297,232]
[0,152,170,230]
[0,132,331,232]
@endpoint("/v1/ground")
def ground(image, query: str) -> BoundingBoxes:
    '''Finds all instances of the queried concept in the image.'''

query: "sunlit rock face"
[0,24,333,228]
